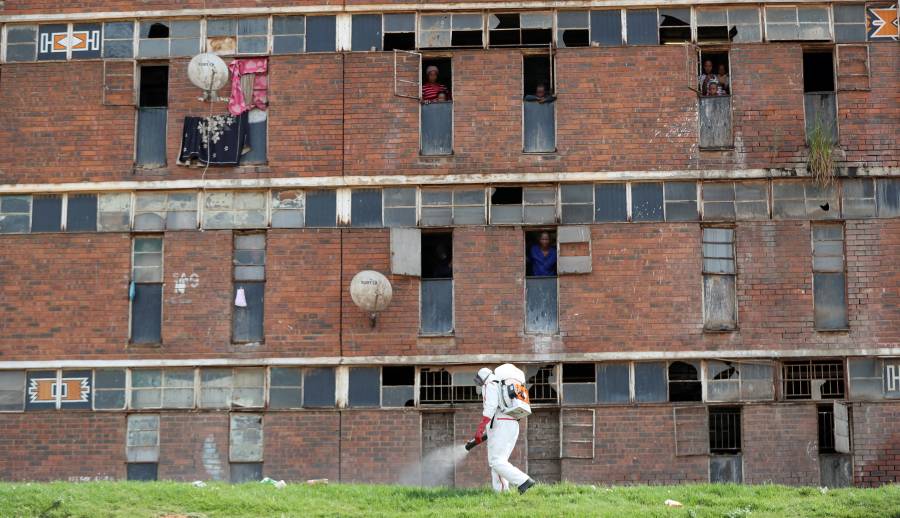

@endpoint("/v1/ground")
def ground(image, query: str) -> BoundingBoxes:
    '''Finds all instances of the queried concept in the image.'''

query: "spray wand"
[464,435,487,451]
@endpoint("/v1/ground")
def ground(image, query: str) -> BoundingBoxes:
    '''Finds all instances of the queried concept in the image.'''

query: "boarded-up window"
[382,367,415,407]
[836,44,870,91]
[305,190,337,227]
[772,180,838,220]
[562,363,596,404]
[590,10,623,46]
[596,363,629,403]
[674,406,709,456]
[269,367,303,409]
[230,413,263,462]
[303,368,336,407]
[131,237,163,344]
[32,195,62,232]
[841,178,876,218]
[594,183,627,222]
[702,227,737,330]
[127,414,160,463]
[834,5,867,42]
[561,408,594,459]
[699,96,733,149]
[65,194,98,232]
[203,191,267,230]
[0,371,26,411]
[93,369,126,410]
[0,195,31,234]
[348,367,381,407]
[306,16,337,53]
[812,224,848,330]
[200,368,265,409]
[707,361,774,402]
[631,183,664,222]
[634,362,667,402]
[702,181,768,221]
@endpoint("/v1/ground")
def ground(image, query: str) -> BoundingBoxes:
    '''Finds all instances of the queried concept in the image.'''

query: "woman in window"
[422,65,451,103]
[528,231,557,277]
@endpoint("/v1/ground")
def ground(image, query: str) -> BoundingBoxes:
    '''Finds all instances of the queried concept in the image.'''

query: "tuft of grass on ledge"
[0,481,898,518]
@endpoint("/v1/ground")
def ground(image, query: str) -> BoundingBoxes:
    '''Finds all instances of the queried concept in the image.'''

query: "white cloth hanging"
[234,287,247,307]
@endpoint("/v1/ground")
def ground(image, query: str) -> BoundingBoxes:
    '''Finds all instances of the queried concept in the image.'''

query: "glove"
[473,416,491,443]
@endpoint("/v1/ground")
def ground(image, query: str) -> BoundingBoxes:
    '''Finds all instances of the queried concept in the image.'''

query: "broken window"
[130,236,163,344]
[200,367,265,409]
[136,65,168,168]
[702,227,737,331]
[557,11,590,48]
[668,361,702,402]
[594,184,627,222]
[782,360,846,400]
[708,406,741,453]
[419,367,479,404]
[634,362,667,402]
[877,179,900,218]
[523,55,556,153]
[560,184,593,224]
[97,193,132,232]
[626,9,659,45]
[664,182,698,221]
[130,369,194,409]
[834,4,867,42]
[230,414,263,483]
[233,232,266,343]
[383,14,416,51]
[269,367,302,409]
[525,230,558,334]
[696,7,761,43]
[847,358,884,400]
[590,10,623,46]
[659,8,691,44]
[0,371,26,411]
[303,368,336,407]
[306,16,337,52]
[421,232,453,335]
[765,6,831,41]
[702,181,769,221]
[350,189,383,228]
[272,16,306,54]
[596,362,629,403]
[382,367,415,407]
[803,50,838,144]
[271,190,304,228]
[103,21,135,58]
[305,190,337,227]
[348,367,380,408]
[489,12,552,47]
[126,414,159,480]
[525,365,558,404]
[0,195,31,234]
[31,194,62,232]
[421,188,485,226]
[93,369,126,410]
[65,193,97,232]
[138,20,200,58]
[490,187,523,223]
[202,191,267,229]
[707,361,775,402]
[631,183,664,222]
[812,223,848,330]
[206,18,268,56]
[5,25,38,62]
[383,188,417,227]
[419,13,484,48]
[562,363,596,405]
[772,180,838,220]
[133,192,197,231]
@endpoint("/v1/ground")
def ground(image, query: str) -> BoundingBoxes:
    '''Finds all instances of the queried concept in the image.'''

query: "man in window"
[422,66,451,103]
[528,231,557,277]
[524,83,556,104]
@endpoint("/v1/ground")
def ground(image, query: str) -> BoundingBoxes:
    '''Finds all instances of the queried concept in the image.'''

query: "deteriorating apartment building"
[0,0,898,488]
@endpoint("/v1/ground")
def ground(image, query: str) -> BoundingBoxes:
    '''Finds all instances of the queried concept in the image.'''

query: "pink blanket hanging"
[228,58,268,116]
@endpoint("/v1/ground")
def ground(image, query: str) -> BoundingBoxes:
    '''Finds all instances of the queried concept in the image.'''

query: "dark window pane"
[131,284,162,344]
[349,367,381,407]
[241,120,267,164]
[127,463,158,481]
[351,189,383,227]
[669,361,702,402]
[421,278,453,334]
[307,16,336,52]
[352,14,382,51]
[814,272,848,329]
[136,107,168,168]
[271,367,302,387]
[233,282,265,342]
[94,390,126,409]
[230,462,263,483]
[32,195,62,232]
[877,179,900,218]
[66,194,98,232]
[383,366,415,385]
[595,183,627,222]
[590,10,623,45]
[382,386,415,407]
[626,9,658,44]
[634,362,666,402]
[303,368,335,407]
[305,190,337,227]
[631,183,664,221]
[95,369,126,389]
[597,363,629,403]
[273,35,303,54]
[273,16,305,35]
[526,277,558,334]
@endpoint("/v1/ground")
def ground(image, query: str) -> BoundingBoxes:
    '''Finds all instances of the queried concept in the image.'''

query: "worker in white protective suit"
[472,367,535,494]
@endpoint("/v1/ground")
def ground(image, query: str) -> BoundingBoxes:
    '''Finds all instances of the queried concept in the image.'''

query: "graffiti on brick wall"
[173,273,200,295]
[203,435,225,481]
[867,3,899,40]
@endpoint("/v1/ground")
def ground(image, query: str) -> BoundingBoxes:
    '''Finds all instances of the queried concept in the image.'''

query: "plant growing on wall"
[807,116,836,187]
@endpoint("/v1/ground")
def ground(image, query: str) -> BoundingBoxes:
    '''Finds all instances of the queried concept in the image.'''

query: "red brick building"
[0,1,898,487]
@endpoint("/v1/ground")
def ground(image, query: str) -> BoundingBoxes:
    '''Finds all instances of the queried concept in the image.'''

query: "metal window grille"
[419,369,452,404]
[525,364,558,403]
[708,407,741,453]
[817,405,836,453]
[782,361,846,400]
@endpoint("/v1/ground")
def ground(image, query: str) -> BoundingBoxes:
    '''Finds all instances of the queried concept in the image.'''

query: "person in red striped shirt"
[422,65,451,103]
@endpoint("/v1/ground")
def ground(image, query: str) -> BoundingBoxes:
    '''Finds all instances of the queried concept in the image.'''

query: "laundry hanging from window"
[179,112,249,165]
[228,58,269,115]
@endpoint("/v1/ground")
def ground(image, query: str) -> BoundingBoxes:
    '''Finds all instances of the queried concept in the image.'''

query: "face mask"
[476,385,483,396]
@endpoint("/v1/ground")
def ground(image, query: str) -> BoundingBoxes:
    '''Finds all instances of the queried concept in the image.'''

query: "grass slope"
[0,482,898,518]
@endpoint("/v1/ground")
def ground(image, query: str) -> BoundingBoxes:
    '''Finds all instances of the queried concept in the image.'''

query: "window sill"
[522,150,559,156]
[699,146,735,152]
[814,328,850,333]
[133,166,167,174]
[418,333,455,339]
[127,342,162,348]
[703,327,738,334]
[176,163,271,173]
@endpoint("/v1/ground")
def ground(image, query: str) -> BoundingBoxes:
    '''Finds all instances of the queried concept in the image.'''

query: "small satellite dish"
[187,53,229,100]
[350,270,393,327]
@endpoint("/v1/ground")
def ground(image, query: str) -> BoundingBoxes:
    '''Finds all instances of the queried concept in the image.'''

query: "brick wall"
[158,412,230,481]
[851,402,900,487]
[264,411,340,482]
[339,410,421,483]
[742,404,820,485]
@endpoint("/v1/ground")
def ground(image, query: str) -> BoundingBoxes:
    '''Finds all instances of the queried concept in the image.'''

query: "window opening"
[668,361,702,402]
[659,8,691,44]
[525,365,558,403]
[557,11,590,47]
[384,14,416,51]
[782,360,846,400]
[421,232,453,334]
[699,52,731,96]
[709,406,741,453]
[489,12,552,46]
[562,363,596,404]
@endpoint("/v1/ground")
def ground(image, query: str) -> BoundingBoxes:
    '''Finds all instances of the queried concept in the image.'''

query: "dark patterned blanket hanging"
[179,112,249,166]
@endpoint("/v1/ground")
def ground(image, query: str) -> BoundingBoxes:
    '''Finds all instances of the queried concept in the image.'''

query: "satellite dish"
[187,53,229,100]
[350,271,393,327]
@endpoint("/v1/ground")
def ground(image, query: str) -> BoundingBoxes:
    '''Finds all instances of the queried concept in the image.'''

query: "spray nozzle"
[464,435,487,451]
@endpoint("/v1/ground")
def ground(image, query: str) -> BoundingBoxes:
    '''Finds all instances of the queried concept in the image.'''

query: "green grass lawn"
[0,481,898,518]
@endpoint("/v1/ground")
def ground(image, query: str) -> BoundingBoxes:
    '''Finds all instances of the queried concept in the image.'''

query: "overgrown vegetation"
[808,116,837,187]
[0,481,898,518]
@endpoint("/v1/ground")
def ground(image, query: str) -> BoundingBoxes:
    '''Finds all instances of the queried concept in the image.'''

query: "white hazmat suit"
[479,372,532,492]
